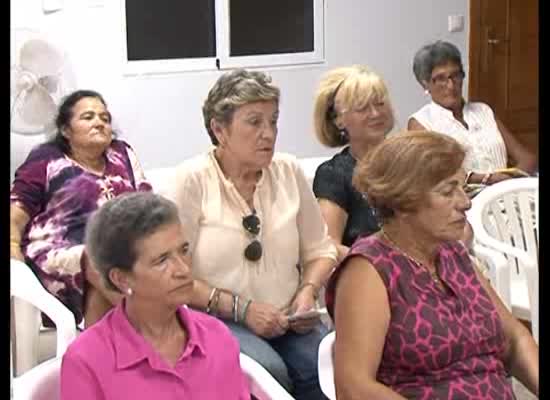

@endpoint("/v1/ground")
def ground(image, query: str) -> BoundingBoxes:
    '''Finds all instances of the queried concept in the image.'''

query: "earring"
[127,288,133,296]
[424,89,430,96]
[339,128,349,140]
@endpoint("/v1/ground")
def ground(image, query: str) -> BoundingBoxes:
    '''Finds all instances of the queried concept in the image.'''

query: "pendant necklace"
[381,230,441,285]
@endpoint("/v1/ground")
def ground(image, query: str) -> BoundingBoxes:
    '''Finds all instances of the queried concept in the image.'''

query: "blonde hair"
[313,65,392,147]
[353,130,465,220]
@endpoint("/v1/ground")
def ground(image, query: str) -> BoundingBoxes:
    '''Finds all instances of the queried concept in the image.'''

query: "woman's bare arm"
[318,199,350,260]
[473,266,539,396]
[496,118,537,173]
[334,257,406,399]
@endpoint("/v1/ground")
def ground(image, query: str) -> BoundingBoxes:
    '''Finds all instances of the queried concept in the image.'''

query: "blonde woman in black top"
[312,65,394,260]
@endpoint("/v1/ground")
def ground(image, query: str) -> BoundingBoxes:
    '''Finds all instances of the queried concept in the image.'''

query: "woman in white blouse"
[408,40,536,186]
[162,69,337,400]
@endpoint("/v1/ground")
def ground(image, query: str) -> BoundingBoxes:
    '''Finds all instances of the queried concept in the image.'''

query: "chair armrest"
[317,331,336,400]
[473,244,512,309]
[239,353,295,400]
[13,356,62,400]
[10,259,77,356]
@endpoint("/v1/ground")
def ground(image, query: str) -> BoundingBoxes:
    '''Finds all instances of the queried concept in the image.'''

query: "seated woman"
[162,69,337,400]
[10,90,151,327]
[408,40,537,186]
[326,130,539,399]
[312,65,394,260]
[61,192,250,400]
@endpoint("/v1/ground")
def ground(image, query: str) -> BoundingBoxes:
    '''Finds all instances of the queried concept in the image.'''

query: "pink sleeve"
[61,352,105,400]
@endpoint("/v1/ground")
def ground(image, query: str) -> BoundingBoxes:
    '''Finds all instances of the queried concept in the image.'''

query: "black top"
[312,146,380,247]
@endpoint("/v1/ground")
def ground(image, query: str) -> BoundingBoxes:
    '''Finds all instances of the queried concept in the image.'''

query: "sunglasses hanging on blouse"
[242,212,262,261]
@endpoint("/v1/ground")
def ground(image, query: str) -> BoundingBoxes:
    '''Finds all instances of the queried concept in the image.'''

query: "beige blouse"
[162,150,337,309]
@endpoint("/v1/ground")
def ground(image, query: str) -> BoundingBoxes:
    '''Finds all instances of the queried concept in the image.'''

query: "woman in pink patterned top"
[325,130,539,399]
[10,90,151,326]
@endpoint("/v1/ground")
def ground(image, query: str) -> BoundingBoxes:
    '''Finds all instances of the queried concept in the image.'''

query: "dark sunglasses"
[242,213,262,261]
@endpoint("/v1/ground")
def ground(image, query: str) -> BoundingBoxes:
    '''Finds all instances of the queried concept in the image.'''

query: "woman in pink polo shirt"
[60,192,250,399]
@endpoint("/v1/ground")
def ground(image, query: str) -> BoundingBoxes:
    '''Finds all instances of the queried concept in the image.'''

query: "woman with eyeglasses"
[312,65,394,261]
[162,69,337,400]
[408,40,536,187]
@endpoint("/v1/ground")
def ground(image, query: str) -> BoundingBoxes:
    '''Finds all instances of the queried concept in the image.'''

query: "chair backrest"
[12,353,293,400]
[13,356,61,400]
[11,259,77,376]
[239,353,295,399]
[317,331,336,400]
[468,177,538,342]
[145,167,177,194]
[298,157,330,187]
[469,177,538,267]
[472,244,512,310]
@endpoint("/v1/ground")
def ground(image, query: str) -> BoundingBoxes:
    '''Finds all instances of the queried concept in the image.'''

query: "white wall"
[11,0,469,175]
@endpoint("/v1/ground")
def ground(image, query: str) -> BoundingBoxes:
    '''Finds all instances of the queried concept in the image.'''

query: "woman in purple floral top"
[326,131,538,399]
[10,90,151,326]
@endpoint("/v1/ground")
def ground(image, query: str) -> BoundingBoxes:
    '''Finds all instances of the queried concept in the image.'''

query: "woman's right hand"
[244,301,289,339]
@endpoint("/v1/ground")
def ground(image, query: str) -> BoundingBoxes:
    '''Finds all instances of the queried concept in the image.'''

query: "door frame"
[468,0,483,100]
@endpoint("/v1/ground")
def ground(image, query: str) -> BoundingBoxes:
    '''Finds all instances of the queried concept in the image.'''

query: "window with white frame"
[121,0,325,75]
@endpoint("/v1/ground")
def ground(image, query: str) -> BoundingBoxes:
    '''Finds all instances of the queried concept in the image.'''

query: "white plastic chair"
[468,177,538,343]
[472,244,512,310]
[298,157,330,187]
[144,167,176,194]
[11,259,77,377]
[12,357,62,400]
[240,353,295,399]
[317,331,336,400]
[12,353,293,400]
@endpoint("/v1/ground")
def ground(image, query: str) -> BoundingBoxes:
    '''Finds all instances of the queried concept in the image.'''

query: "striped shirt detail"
[410,101,507,173]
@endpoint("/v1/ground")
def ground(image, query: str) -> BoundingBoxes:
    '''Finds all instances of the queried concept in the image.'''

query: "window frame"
[119,0,325,76]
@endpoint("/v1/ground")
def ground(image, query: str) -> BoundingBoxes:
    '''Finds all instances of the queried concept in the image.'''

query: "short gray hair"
[202,68,280,145]
[85,192,180,292]
[412,40,464,87]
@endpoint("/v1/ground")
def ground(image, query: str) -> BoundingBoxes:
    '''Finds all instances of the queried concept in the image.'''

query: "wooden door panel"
[469,0,538,156]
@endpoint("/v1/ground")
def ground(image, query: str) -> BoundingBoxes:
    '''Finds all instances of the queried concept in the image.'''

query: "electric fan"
[11,29,76,136]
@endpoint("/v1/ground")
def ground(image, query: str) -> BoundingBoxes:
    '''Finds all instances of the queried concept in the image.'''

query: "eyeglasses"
[242,213,262,261]
[430,70,465,87]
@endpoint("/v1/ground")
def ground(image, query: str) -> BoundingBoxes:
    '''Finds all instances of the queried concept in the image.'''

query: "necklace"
[381,230,441,285]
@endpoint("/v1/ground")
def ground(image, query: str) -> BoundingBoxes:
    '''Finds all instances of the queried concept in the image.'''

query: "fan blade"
[18,84,57,127]
[19,39,64,77]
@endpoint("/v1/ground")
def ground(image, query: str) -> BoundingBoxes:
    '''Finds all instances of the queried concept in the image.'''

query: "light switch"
[448,15,464,33]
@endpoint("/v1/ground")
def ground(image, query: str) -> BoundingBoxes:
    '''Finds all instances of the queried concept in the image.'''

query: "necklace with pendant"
[381,230,441,285]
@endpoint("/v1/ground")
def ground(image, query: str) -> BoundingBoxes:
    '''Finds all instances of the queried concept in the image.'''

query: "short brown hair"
[353,130,465,220]
[202,69,280,145]
[313,65,393,147]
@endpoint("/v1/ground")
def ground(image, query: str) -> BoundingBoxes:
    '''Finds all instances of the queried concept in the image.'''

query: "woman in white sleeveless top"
[408,40,536,186]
